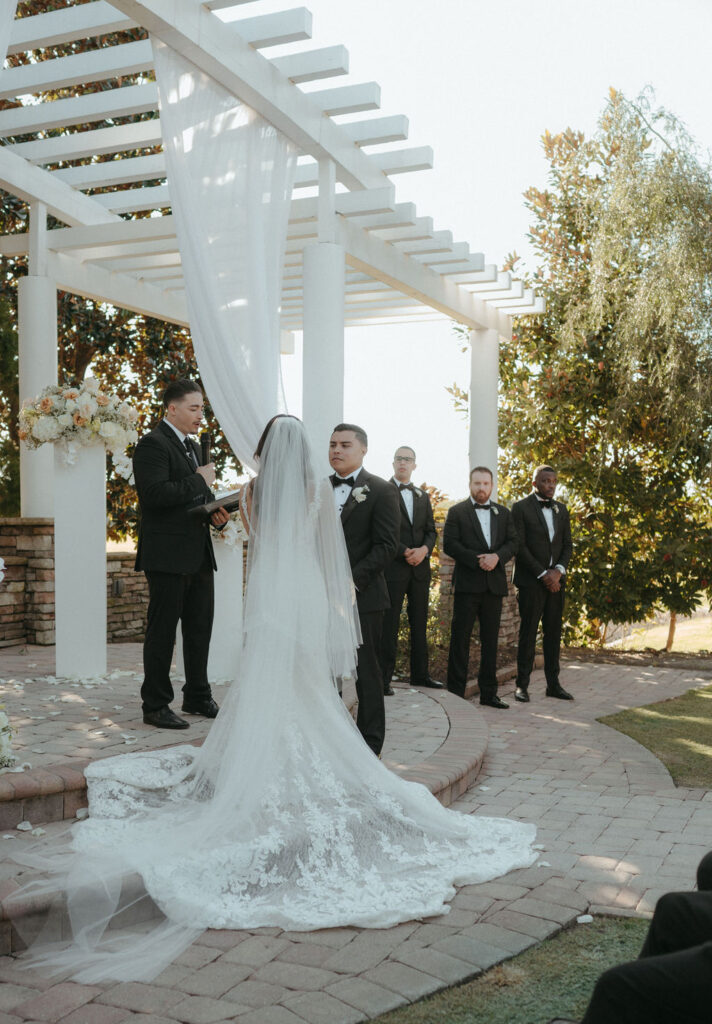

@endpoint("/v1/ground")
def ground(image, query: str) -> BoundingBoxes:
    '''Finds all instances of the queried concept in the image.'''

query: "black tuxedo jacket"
[133,420,215,575]
[443,499,517,597]
[385,480,437,584]
[511,492,572,588]
[335,468,400,614]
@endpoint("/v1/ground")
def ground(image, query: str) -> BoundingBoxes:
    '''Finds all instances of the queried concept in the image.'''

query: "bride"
[13,415,536,982]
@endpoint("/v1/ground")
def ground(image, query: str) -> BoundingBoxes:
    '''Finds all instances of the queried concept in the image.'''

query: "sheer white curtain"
[1,4,17,60]
[152,40,297,468]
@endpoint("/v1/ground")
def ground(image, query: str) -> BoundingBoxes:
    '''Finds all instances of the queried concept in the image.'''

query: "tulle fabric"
[10,418,536,982]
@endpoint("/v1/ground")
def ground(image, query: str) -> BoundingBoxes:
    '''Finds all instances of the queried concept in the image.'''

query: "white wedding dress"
[14,417,536,982]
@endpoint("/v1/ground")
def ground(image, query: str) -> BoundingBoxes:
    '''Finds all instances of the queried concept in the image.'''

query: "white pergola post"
[18,201,57,517]
[302,159,345,464]
[468,327,500,497]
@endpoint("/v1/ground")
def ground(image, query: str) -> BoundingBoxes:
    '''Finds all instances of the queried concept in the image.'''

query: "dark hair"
[254,414,300,459]
[469,465,493,480]
[394,445,416,459]
[534,464,557,479]
[332,422,368,447]
[162,379,202,408]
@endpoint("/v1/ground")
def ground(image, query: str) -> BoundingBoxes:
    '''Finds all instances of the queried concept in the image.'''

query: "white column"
[468,327,500,497]
[54,444,107,678]
[19,202,57,517]
[301,159,345,464]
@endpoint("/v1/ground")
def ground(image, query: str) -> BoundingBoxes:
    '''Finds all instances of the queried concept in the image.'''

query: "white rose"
[57,412,73,428]
[99,421,120,442]
[77,395,98,418]
[65,399,78,413]
[83,378,100,395]
[32,416,61,442]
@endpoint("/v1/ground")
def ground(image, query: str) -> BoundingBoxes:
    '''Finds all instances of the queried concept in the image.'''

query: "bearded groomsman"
[379,446,443,696]
[511,464,574,702]
[443,467,518,708]
[329,423,400,756]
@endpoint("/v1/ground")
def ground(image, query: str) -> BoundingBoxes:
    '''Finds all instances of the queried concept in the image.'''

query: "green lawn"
[600,681,712,788]
[612,613,712,653]
[375,916,649,1024]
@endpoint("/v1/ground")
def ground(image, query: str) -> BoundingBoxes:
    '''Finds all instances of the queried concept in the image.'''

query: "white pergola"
[1,0,541,675]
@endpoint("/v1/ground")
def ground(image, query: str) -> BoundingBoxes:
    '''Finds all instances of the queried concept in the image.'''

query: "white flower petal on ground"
[16,821,32,831]
[31,827,46,837]
[577,915,594,924]
[75,808,89,820]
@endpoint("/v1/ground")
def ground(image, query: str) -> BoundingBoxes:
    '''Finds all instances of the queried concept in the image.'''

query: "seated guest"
[379,446,442,695]
[581,852,712,1023]
[443,466,517,708]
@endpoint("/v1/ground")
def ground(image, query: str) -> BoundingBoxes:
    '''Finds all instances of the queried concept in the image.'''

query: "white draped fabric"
[152,39,297,469]
[0,4,17,60]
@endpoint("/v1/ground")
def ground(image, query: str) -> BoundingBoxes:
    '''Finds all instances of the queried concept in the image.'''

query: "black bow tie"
[537,498,553,508]
[331,475,355,488]
[399,483,414,492]
[474,503,491,510]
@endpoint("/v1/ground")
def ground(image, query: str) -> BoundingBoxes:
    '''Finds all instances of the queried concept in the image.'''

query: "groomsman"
[330,423,400,756]
[511,465,573,702]
[133,379,229,729]
[443,467,518,708]
[379,446,442,695]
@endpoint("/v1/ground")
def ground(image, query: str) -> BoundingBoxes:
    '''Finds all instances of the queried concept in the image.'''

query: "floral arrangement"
[211,507,248,550]
[0,705,14,770]
[19,379,139,466]
[352,484,369,503]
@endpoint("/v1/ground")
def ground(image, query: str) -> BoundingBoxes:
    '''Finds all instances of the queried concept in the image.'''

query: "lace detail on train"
[78,725,536,932]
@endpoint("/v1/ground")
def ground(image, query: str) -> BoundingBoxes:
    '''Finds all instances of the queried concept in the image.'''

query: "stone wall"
[0,519,150,647]
[436,524,520,648]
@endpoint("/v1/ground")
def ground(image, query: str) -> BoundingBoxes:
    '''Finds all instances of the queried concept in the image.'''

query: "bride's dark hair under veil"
[9,416,536,984]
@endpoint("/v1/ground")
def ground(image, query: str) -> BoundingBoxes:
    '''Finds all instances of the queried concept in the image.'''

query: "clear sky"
[228,0,712,498]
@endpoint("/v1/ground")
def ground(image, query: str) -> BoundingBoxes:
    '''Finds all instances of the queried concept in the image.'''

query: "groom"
[330,423,399,756]
[133,379,229,729]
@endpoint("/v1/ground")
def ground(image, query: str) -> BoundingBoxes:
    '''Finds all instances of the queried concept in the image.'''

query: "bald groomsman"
[511,464,574,702]
[379,446,442,695]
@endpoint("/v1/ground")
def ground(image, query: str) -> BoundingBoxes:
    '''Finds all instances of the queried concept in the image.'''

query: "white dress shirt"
[332,472,359,514]
[470,496,492,549]
[536,496,565,575]
[393,478,414,523]
[164,418,197,467]
[164,418,188,442]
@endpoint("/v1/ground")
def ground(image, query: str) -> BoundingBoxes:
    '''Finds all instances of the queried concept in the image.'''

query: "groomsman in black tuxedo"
[133,379,229,729]
[330,423,400,756]
[379,446,442,696]
[443,467,518,708]
[511,465,573,702]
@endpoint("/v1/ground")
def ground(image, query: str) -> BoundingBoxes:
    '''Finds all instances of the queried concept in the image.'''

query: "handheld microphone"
[200,431,212,466]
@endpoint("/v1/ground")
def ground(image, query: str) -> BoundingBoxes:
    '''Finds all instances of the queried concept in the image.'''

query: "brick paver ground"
[0,651,711,1024]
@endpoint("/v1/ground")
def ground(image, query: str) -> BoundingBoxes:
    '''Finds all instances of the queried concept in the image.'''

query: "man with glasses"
[379,446,443,695]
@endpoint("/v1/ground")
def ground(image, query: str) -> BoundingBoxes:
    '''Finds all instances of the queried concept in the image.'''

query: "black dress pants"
[446,590,502,700]
[582,890,712,1024]
[516,582,564,691]
[380,570,430,688]
[141,550,215,713]
[355,609,386,756]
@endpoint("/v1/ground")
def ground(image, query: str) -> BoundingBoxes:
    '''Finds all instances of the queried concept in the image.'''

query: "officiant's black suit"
[511,492,572,693]
[335,468,399,755]
[379,481,437,688]
[133,420,216,714]
[443,499,517,700]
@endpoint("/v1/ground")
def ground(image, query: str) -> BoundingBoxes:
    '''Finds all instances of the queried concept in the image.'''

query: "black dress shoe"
[181,697,220,718]
[546,686,574,700]
[480,696,509,709]
[143,706,189,729]
[414,678,444,689]
[384,685,395,696]
[514,688,530,703]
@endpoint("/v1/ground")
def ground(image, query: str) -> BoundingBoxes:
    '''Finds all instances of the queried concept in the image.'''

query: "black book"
[187,490,242,518]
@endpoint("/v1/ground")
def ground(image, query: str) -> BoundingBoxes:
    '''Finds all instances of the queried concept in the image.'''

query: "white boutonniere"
[352,485,369,503]
[492,505,499,516]
[413,486,423,498]
[553,503,559,514]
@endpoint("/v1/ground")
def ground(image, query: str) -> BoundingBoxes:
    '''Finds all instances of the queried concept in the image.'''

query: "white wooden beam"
[0,147,119,228]
[0,84,158,136]
[52,153,166,189]
[307,82,380,116]
[229,8,312,48]
[371,146,434,175]
[342,116,408,147]
[46,250,189,325]
[10,120,163,164]
[8,2,136,54]
[0,40,155,100]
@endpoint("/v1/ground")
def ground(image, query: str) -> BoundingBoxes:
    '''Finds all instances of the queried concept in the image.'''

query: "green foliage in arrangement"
[0,1,241,537]
[451,89,712,644]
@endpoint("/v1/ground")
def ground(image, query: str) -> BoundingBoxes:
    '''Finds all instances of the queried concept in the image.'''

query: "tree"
[0,1,241,534]
[452,89,712,645]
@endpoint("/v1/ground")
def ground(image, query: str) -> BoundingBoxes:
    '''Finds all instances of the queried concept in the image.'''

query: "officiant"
[133,379,229,729]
